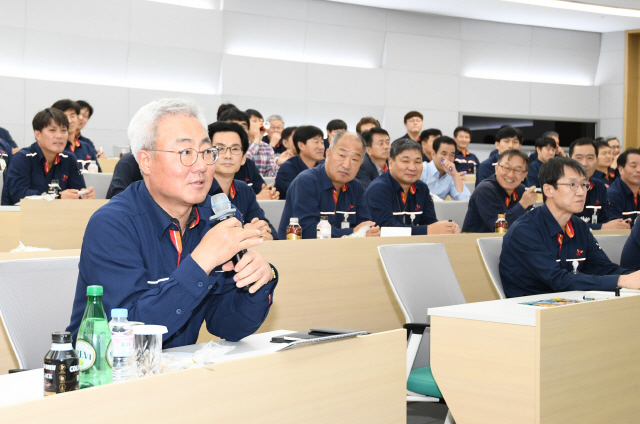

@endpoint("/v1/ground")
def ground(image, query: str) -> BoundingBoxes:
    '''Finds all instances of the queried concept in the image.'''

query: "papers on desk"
[519,298,582,308]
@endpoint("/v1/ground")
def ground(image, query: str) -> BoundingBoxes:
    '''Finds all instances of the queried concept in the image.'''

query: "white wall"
[0,0,619,155]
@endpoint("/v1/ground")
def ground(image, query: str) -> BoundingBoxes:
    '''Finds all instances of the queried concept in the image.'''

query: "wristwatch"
[269,266,277,282]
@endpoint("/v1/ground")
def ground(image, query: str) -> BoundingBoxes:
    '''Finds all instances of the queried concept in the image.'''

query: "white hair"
[128,98,208,163]
[266,114,284,124]
[329,130,366,152]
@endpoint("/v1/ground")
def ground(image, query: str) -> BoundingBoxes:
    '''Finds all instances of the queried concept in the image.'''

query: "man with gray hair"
[67,98,278,348]
[263,114,286,154]
[278,131,380,239]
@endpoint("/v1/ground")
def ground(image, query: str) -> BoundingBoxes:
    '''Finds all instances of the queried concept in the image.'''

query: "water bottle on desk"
[109,309,136,382]
[77,285,112,388]
[87,160,99,173]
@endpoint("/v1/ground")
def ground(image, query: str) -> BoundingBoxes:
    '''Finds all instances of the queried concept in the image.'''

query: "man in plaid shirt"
[246,109,278,177]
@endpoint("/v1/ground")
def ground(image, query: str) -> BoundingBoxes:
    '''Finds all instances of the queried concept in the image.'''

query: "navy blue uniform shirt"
[66,180,277,348]
[2,142,85,205]
[0,138,13,169]
[262,135,286,154]
[0,127,16,148]
[278,164,371,239]
[106,152,142,199]
[476,150,499,187]
[78,134,96,149]
[500,204,631,298]
[209,178,278,239]
[527,158,544,187]
[365,172,438,235]
[355,154,387,191]
[454,149,479,174]
[234,158,265,195]
[575,178,610,230]
[592,168,617,186]
[607,178,640,227]
[462,174,530,233]
[65,138,102,172]
[621,223,640,270]
[274,155,318,200]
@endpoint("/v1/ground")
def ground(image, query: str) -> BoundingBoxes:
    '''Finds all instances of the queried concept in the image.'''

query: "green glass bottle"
[76,285,112,388]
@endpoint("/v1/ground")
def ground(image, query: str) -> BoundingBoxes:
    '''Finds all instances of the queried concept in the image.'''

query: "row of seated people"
[4,97,640,350]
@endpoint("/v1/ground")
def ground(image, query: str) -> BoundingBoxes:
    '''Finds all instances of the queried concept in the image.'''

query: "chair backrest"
[263,176,275,186]
[258,200,286,228]
[0,170,3,197]
[477,237,505,299]
[594,234,630,265]
[379,243,466,369]
[433,200,468,226]
[0,257,80,369]
[464,181,475,195]
[112,145,129,157]
[82,173,114,199]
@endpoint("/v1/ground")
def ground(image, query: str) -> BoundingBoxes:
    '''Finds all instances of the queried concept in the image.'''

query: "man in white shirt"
[420,136,470,201]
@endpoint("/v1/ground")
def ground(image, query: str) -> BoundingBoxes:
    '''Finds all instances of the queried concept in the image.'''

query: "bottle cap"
[111,308,128,318]
[290,217,299,224]
[86,285,103,296]
[51,331,72,344]
[498,214,506,218]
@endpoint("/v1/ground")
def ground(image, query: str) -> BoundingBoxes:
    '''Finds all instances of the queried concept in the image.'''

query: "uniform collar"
[319,163,348,193]
[210,178,237,199]
[388,172,417,195]
[540,204,575,239]
[426,160,440,177]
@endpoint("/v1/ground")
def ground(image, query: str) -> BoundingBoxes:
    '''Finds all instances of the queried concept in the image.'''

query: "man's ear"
[542,183,554,199]
[137,150,152,177]
[494,141,500,149]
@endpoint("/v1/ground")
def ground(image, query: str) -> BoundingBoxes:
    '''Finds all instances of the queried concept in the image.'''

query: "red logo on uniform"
[62,175,68,181]
[595,200,600,205]
[348,204,354,211]
[86,155,91,160]
[245,178,249,183]
[415,204,421,211]
[577,249,583,256]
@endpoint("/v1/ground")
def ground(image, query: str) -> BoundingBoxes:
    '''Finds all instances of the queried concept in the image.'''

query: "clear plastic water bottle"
[87,160,99,173]
[109,308,136,383]
[316,216,331,239]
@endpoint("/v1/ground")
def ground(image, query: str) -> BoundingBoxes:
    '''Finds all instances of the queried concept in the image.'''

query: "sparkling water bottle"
[109,308,136,383]
[77,285,112,388]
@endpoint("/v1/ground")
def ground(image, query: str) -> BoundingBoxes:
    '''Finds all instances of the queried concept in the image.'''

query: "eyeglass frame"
[555,181,591,192]
[146,147,219,166]
[496,163,527,177]
[214,145,244,156]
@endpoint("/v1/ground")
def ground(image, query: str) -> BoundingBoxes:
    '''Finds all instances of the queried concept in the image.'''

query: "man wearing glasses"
[500,157,640,298]
[67,98,277,348]
[208,120,277,240]
[462,149,537,233]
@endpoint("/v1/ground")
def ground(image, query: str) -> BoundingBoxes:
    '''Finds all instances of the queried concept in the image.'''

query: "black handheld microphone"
[209,193,244,265]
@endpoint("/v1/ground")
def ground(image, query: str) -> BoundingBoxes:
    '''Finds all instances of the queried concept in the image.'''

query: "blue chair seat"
[407,366,443,398]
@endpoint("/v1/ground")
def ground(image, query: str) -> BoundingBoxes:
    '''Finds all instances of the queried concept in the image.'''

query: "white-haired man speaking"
[67,98,277,348]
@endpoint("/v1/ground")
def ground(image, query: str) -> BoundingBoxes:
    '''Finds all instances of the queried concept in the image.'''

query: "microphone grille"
[210,193,232,216]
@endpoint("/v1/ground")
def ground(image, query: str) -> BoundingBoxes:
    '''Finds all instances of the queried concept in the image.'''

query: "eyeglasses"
[147,147,218,166]
[215,145,243,156]
[497,164,526,176]
[556,181,591,192]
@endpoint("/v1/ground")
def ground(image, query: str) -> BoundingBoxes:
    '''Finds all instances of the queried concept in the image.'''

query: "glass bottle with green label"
[76,285,112,388]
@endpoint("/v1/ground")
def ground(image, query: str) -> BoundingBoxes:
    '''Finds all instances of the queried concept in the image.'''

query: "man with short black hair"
[462,149,536,233]
[592,140,617,186]
[275,125,324,199]
[399,111,422,142]
[476,126,523,186]
[276,126,297,166]
[420,136,470,201]
[500,157,640,298]
[324,119,348,151]
[569,138,629,230]
[76,100,106,159]
[366,139,461,235]
[52,99,102,172]
[527,137,558,187]
[419,128,441,163]
[453,126,479,174]
[356,117,380,135]
[246,109,278,177]
[355,127,390,190]
[0,127,19,154]
[209,121,277,240]
[2,108,94,205]
[607,148,640,226]
[278,131,379,239]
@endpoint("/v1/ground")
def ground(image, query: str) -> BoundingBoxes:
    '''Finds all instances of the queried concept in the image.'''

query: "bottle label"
[76,340,96,371]
[111,335,134,357]
[106,340,113,368]
[286,233,300,240]
[44,357,79,395]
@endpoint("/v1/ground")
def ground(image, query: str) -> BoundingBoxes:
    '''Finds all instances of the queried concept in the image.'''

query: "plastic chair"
[258,200,285,230]
[433,200,468,226]
[477,237,506,299]
[112,145,130,157]
[594,234,630,265]
[0,257,80,370]
[82,172,114,199]
[379,243,465,424]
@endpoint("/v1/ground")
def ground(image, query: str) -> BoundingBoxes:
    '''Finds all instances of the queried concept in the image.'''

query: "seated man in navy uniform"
[67,98,277,348]
[500,157,640,298]
[476,126,523,186]
[76,100,107,160]
[366,139,461,235]
[569,138,629,230]
[278,131,380,239]
[324,119,348,152]
[218,108,278,200]
[355,127,390,190]
[275,125,324,199]
[592,139,617,186]
[2,108,94,205]
[453,126,479,174]
[621,223,640,270]
[106,152,141,199]
[607,148,640,227]
[419,128,441,163]
[208,121,277,240]
[0,137,13,171]
[527,136,557,187]
[52,99,102,172]
[462,149,536,233]
[0,126,19,154]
